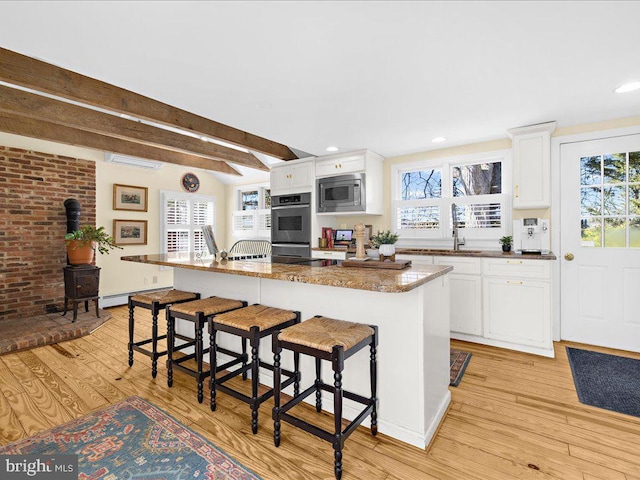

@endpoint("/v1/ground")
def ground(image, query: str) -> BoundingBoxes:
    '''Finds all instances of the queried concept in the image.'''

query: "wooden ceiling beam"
[0,111,242,176]
[0,85,268,171]
[0,47,299,160]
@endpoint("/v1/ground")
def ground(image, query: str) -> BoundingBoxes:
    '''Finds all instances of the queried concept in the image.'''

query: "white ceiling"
[1,1,640,183]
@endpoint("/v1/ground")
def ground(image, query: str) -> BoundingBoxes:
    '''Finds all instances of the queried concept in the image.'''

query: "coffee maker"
[513,218,550,254]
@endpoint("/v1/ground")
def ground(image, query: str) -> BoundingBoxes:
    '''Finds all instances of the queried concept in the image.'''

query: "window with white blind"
[161,191,216,255]
[232,184,271,238]
[392,151,510,244]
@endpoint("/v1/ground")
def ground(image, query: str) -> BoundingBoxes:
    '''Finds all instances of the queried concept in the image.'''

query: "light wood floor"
[1,305,639,480]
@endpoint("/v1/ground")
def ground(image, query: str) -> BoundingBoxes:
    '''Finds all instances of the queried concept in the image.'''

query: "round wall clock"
[181,172,200,193]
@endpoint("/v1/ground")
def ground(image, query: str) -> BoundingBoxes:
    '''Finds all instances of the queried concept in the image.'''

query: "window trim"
[232,183,271,239]
[391,150,512,247]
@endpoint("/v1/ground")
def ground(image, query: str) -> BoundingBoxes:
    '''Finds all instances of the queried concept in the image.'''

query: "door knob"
[564,253,574,261]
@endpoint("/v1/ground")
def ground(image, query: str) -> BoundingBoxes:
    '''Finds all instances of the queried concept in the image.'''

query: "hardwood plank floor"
[1,305,639,480]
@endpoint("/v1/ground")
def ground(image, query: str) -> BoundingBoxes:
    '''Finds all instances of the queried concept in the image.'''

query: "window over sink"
[392,151,511,245]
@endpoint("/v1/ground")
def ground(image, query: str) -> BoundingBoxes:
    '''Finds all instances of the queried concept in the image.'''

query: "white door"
[560,135,640,352]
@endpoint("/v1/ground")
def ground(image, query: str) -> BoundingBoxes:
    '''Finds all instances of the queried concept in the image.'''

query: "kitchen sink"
[399,248,486,255]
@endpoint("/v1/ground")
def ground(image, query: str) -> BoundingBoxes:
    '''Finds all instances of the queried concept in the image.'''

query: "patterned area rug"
[450,349,472,386]
[566,347,640,417]
[0,396,262,479]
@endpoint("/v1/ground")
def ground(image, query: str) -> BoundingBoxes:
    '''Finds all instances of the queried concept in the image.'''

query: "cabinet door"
[315,155,365,177]
[483,277,551,348]
[509,122,555,209]
[449,274,483,335]
[271,160,314,195]
[289,162,314,191]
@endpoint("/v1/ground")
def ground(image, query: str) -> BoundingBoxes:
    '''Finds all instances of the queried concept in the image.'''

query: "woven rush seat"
[166,296,247,403]
[170,297,245,317]
[214,304,298,331]
[273,315,378,480]
[209,304,300,434]
[131,289,198,305]
[128,289,200,378]
[278,316,375,353]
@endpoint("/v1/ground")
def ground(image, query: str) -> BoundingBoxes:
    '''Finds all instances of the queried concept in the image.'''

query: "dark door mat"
[566,346,640,417]
[0,309,111,355]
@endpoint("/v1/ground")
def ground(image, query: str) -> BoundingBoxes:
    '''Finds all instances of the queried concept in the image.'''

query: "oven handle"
[271,204,309,210]
[272,243,309,248]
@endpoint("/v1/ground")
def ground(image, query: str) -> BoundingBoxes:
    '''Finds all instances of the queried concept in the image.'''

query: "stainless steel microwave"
[317,173,365,213]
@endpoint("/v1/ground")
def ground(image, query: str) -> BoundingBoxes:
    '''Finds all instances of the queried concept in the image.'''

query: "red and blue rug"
[450,349,472,386]
[0,396,262,479]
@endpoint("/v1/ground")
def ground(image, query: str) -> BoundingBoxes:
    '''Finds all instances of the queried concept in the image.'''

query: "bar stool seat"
[273,315,378,480]
[166,296,247,403]
[209,304,300,433]
[128,289,200,378]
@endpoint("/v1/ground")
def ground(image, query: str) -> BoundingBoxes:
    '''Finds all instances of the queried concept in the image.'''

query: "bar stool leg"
[241,337,248,381]
[210,324,218,412]
[272,335,282,447]
[315,357,322,412]
[332,346,345,480]
[195,313,204,403]
[150,302,160,378]
[294,351,300,397]
[370,329,378,436]
[250,326,260,434]
[128,299,135,367]
[166,307,174,388]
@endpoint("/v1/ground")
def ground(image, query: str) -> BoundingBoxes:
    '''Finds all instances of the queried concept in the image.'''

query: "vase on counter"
[379,244,396,257]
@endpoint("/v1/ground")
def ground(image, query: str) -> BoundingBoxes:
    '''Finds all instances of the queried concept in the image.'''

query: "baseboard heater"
[100,287,172,308]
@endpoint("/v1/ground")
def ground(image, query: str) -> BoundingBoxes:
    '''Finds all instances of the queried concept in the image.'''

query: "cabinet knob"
[564,253,574,261]
[515,185,519,198]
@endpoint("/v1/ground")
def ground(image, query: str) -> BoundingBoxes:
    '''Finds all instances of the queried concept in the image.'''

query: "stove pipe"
[64,198,81,234]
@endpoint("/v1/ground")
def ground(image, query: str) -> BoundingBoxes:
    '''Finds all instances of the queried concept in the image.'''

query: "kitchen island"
[122,253,452,449]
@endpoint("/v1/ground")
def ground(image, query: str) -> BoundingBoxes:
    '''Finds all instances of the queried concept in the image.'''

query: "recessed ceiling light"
[326,146,339,152]
[256,101,272,110]
[614,82,640,93]
[431,137,447,143]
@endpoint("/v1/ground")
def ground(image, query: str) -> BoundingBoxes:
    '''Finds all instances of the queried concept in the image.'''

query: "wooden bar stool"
[272,315,378,480]
[166,296,246,403]
[209,304,301,434]
[128,289,200,378]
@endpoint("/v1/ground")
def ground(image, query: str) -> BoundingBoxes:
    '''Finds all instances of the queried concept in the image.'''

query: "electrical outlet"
[152,276,158,284]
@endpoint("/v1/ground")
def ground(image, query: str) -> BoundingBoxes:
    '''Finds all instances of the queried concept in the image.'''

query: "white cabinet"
[395,254,433,266]
[434,256,482,336]
[315,149,384,215]
[482,258,552,352]
[315,151,367,178]
[507,121,556,209]
[270,158,315,195]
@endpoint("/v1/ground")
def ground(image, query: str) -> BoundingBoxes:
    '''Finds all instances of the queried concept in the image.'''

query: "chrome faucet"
[452,203,465,251]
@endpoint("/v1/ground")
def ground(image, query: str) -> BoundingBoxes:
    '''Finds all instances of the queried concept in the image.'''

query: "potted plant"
[65,225,121,265]
[499,235,513,253]
[371,230,399,258]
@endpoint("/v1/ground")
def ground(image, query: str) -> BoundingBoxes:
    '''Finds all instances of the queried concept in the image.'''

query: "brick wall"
[0,146,96,321]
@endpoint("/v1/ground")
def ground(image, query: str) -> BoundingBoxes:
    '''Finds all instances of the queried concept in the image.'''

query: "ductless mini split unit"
[104,153,163,169]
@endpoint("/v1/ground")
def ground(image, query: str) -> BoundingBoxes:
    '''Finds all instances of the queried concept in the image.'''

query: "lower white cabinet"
[481,258,552,355]
[434,256,482,336]
[483,277,551,349]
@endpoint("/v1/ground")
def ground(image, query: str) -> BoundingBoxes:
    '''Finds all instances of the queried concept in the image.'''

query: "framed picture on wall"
[113,184,148,212]
[113,219,148,246]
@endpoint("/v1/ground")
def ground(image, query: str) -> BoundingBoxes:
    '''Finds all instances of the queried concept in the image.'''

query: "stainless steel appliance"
[513,218,550,254]
[271,193,311,257]
[317,173,365,213]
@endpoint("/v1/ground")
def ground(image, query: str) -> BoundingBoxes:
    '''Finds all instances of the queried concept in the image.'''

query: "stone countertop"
[395,248,557,260]
[121,253,453,294]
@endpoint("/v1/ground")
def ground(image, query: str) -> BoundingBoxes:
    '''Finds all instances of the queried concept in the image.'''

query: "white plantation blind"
[161,191,216,255]
[232,184,271,240]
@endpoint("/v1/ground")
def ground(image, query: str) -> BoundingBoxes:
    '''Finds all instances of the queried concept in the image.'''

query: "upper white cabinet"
[315,149,384,215]
[507,121,556,209]
[270,157,315,195]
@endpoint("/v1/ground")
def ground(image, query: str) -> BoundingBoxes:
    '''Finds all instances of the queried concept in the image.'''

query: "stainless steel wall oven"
[271,192,311,257]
